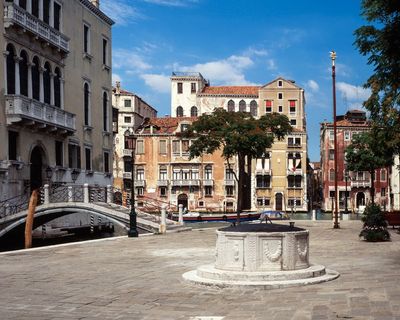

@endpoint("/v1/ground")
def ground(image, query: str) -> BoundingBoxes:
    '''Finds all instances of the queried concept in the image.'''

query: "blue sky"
[101,0,372,161]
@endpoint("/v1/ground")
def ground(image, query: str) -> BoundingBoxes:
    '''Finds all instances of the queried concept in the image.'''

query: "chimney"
[116,81,121,95]
[90,0,100,8]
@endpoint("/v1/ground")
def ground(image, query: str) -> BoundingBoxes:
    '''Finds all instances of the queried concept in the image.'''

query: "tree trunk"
[370,169,375,204]
[25,189,38,249]
[236,153,245,224]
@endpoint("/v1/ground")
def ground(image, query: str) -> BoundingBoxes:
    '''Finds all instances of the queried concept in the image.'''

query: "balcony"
[255,168,272,175]
[224,179,236,186]
[351,180,371,188]
[203,179,214,186]
[5,95,75,135]
[122,149,132,157]
[123,172,132,179]
[157,180,169,187]
[171,179,200,187]
[135,180,146,187]
[287,143,301,148]
[287,168,303,175]
[4,3,69,54]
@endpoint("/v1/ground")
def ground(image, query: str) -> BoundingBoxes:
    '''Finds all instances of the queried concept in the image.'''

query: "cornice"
[80,0,115,26]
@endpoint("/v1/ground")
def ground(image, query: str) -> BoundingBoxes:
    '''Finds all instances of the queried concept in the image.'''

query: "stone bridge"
[0,184,188,238]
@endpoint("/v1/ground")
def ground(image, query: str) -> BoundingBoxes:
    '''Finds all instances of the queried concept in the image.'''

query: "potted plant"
[359,203,390,242]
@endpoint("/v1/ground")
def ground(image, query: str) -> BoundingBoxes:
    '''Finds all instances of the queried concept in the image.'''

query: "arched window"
[239,100,246,112]
[6,44,15,95]
[190,106,198,117]
[19,51,28,97]
[250,100,258,116]
[84,82,90,125]
[176,106,183,117]
[54,67,61,108]
[32,56,40,100]
[227,100,235,112]
[43,62,51,104]
[103,91,108,131]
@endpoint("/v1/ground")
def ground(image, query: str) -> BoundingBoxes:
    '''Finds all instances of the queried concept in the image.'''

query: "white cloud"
[307,80,319,92]
[140,74,171,93]
[143,0,198,6]
[113,49,152,72]
[266,59,277,71]
[101,0,143,25]
[178,55,256,85]
[337,82,371,101]
[244,47,268,57]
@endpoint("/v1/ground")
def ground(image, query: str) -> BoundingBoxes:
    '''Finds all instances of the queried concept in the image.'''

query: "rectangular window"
[204,166,212,180]
[380,169,386,181]
[278,105,283,113]
[137,187,144,196]
[329,191,335,198]
[288,137,301,146]
[124,99,131,108]
[381,188,386,196]
[173,170,180,180]
[55,141,63,166]
[329,130,334,140]
[159,167,167,180]
[68,144,81,169]
[53,2,61,31]
[43,0,50,24]
[177,82,183,94]
[226,186,234,196]
[290,119,297,126]
[289,100,296,114]
[288,175,302,188]
[205,186,213,197]
[160,186,167,197]
[8,131,18,161]
[136,168,144,180]
[226,168,235,180]
[104,151,110,173]
[136,140,144,154]
[181,124,189,132]
[344,131,351,141]
[329,149,334,160]
[265,100,272,113]
[278,80,283,87]
[85,147,91,171]
[159,140,167,154]
[278,92,283,99]
[172,140,180,154]
[256,175,271,188]
[182,140,189,153]
[191,83,196,93]
[102,38,108,65]
[257,198,270,206]
[124,116,131,123]
[288,199,301,207]
[124,159,132,173]
[83,24,90,54]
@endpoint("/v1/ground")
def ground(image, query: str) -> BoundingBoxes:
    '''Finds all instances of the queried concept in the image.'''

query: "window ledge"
[102,131,111,137]
[102,64,111,71]
[84,125,93,131]
[83,52,93,61]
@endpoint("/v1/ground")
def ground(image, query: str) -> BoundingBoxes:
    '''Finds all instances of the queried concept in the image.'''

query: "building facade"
[112,82,157,192]
[320,110,389,213]
[0,0,114,200]
[131,73,309,213]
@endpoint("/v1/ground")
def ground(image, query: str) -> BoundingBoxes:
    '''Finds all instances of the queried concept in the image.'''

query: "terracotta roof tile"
[200,86,259,96]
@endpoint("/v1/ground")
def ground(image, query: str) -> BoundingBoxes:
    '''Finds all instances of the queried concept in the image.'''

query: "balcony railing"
[135,180,146,187]
[157,180,169,187]
[255,168,272,175]
[171,179,200,187]
[351,180,371,188]
[122,149,132,157]
[224,179,236,186]
[123,172,132,179]
[287,143,301,148]
[5,95,75,134]
[203,179,214,186]
[287,168,303,175]
[4,3,70,53]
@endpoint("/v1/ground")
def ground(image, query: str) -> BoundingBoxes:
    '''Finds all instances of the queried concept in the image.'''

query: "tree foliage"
[345,128,393,202]
[359,203,390,241]
[183,108,292,223]
[354,0,400,152]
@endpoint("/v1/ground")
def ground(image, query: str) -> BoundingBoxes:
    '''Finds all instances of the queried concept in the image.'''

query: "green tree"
[183,108,292,224]
[345,128,393,203]
[354,0,400,153]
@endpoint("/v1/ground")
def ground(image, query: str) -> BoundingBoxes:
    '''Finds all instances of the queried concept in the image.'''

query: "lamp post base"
[128,229,139,237]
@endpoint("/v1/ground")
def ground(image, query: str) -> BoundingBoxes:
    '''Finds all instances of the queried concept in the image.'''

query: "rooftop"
[200,86,260,96]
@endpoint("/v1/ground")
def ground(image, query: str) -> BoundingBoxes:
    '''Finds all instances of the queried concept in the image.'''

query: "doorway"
[275,193,283,211]
[177,193,188,211]
[30,146,44,191]
[356,192,366,209]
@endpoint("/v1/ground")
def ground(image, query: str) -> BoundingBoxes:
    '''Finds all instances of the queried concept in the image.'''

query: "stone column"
[3,51,8,95]
[27,62,33,98]
[49,0,54,27]
[60,77,64,109]
[39,0,43,20]
[27,0,32,13]
[83,183,89,203]
[159,205,167,234]
[68,186,73,202]
[39,67,44,102]
[44,184,49,204]
[14,56,20,95]
[50,72,55,106]
[178,204,184,225]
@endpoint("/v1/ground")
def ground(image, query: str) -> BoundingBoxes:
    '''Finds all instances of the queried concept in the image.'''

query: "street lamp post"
[330,50,340,229]
[125,131,138,237]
